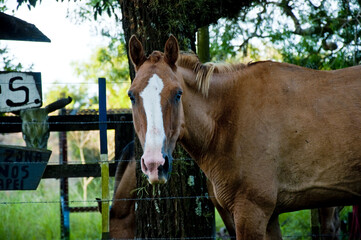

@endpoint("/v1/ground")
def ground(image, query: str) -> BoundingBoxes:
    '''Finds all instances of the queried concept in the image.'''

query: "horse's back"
[251,62,361,211]
[228,62,361,212]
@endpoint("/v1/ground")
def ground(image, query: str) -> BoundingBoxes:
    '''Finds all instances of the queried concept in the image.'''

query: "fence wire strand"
[0,195,214,205]
[0,120,134,125]
[0,158,192,165]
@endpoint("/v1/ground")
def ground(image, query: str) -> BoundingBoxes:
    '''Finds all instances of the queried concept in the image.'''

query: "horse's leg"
[217,206,236,237]
[266,214,282,240]
[319,207,341,240]
[207,180,236,237]
[233,199,275,240]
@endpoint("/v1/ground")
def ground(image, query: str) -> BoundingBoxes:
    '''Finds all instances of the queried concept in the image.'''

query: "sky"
[3,0,112,96]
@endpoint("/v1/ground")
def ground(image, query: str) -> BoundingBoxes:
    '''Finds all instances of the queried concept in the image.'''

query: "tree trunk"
[135,138,215,238]
[119,1,225,237]
[119,0,251,79]
[119,1,252,237]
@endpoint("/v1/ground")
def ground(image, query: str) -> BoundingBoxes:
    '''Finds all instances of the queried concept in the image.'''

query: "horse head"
[128,35,185,184]
[20,96,72,149]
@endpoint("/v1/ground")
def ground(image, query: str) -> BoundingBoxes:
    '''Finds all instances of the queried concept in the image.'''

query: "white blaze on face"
[140,74,166,180]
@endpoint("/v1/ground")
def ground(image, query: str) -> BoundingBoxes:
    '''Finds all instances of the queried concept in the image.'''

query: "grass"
[215,206,352,240]
[0,179,101,240]
[0,180,60,240]
[0,178,354,240]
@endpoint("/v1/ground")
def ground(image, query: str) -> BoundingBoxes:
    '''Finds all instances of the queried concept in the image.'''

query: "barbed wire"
[7,233,347,240]
[0,158,193,165]
[109,237,233,240]
[0,195,213,205]
[0,120,134,125]
[0,81,131,85]
[106,233,352,240]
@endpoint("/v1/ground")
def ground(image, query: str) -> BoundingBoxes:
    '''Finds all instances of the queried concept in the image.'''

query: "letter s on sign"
[6,76,29,107]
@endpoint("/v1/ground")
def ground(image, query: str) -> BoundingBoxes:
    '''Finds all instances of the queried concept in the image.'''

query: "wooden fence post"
[59,107,70,240]
[99,78,110,239]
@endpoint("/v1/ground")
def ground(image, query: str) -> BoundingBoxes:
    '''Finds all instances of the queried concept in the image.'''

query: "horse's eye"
[128,91,136,104]
[175,90,183,102]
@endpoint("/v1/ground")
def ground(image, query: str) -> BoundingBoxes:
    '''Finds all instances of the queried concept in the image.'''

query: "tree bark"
[119,0,252,79]
[119,1,252,238]
[135,138,215,238]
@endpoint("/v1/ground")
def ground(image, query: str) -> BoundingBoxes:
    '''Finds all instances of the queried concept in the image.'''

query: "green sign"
[0,145,51,190]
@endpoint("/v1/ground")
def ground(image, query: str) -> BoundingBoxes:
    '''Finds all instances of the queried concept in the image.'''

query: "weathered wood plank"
[42,163,117,179]
[0,144,51,190]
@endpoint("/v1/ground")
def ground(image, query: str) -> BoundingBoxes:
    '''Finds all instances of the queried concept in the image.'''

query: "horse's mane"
[177,52,247,97]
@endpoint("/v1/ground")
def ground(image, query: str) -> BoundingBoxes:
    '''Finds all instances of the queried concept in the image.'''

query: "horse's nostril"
[157,155,169,173]
[163,155,169,172]
[141,158,148,172]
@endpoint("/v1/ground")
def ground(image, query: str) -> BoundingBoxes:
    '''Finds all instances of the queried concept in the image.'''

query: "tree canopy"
[15,0,361,70]
[209,0,361,69]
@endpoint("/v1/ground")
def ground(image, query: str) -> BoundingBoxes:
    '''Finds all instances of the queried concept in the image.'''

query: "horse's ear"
[129,35,146,70]
[164,35,179,68]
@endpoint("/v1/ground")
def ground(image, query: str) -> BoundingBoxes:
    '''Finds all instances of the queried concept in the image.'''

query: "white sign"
[0,72,42,112]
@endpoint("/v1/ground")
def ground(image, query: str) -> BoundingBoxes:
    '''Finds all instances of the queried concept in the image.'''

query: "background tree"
[117,1,254,238]
[208,0,361,69]
[44,36,132,200]
[0,1,35,72]
[72,38,131,109]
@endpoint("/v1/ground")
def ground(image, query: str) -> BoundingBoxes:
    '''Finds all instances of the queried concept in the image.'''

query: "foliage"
[279,210,311,239]
[18,0,252,32]
[0,46,32,72]
[0,0,6,12]
[16,0,120,19]
[279,207,353,239]
[44,81,97,110]
[0,0,34,116]
[0,0,33,73]
[44,40,130,109]
[210,0,361,69]
[72,39,131,109]
[209,18,242,61]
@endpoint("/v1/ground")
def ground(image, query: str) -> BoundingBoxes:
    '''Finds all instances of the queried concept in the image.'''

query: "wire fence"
[0,120,134,126]
[0,112,358,240]
[0,158,192,164]
[0,195,213,205]
[100,234,353,240]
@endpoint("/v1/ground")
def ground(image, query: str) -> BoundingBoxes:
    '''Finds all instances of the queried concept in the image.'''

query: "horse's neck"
[179,67,226,162]
[180,94,215,159]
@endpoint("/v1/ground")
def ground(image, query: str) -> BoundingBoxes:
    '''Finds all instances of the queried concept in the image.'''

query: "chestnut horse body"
[128,35,361,239]
[108,142,136,239]
[108,141,236,239]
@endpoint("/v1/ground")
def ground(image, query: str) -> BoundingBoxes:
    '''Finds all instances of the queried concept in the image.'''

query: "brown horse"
[108,141,136,239]
[108,141,236,239]
[128,35,361,239]
[109,144,347,239]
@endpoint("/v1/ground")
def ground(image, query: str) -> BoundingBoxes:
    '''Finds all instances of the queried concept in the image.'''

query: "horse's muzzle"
[141,152,171,184]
